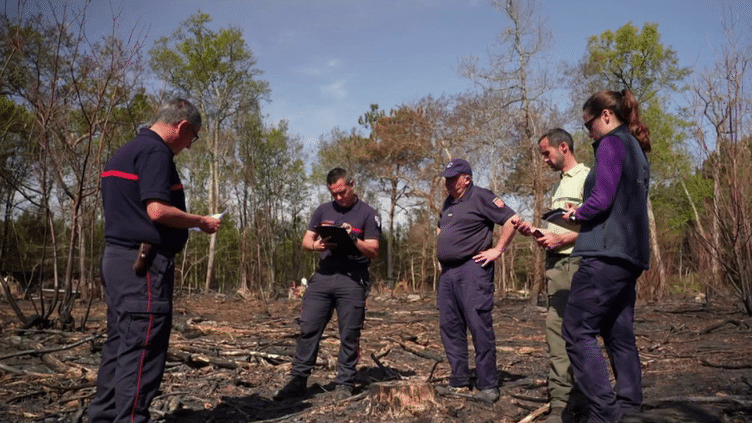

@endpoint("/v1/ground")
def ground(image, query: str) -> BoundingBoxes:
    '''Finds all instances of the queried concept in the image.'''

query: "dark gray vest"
[572,125,651,269]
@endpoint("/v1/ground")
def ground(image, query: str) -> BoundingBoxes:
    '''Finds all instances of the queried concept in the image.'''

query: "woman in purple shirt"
[562,90,651,423]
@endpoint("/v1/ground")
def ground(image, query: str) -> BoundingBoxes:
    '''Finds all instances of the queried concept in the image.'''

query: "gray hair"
[153,98,202,130]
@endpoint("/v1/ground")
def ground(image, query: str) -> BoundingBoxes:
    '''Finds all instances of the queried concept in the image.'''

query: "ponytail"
[583,89,651,153]
[617,90,651,152]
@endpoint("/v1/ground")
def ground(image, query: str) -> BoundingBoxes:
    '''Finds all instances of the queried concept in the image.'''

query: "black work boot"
[272,376,307,400]
[476,387,500,403]
[333,384,353,400]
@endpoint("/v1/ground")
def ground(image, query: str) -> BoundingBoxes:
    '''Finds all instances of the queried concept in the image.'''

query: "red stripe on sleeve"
[101,170,139,181]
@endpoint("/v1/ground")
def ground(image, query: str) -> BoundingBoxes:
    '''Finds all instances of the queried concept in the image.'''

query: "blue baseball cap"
[440,158,472,178]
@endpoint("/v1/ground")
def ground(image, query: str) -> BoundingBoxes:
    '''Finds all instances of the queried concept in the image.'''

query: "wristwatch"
[350,231,359,243]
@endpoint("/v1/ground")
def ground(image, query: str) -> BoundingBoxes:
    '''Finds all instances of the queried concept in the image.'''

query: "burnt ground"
[1,291,751,423]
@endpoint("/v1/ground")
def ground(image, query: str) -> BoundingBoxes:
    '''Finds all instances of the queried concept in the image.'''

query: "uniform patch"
[493,197,505,208]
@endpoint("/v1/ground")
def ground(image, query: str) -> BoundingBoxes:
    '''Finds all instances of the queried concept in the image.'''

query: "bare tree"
[690,12,752,312]
[1,0,147,328]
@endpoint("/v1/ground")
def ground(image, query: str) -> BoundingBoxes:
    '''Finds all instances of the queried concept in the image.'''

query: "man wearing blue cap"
[436,158,518,403]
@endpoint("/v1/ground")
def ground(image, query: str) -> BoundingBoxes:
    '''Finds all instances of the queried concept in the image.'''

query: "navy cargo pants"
[438,259,498,390]
[89,244,174,423]
[563,257,643,423]
[291,271,367,386]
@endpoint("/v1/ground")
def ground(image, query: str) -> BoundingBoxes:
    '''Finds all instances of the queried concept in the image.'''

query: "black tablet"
[315,225,360,256]
[541,208,567,222]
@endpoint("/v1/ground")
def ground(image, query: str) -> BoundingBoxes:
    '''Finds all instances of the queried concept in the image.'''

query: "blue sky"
[13,0,752,154]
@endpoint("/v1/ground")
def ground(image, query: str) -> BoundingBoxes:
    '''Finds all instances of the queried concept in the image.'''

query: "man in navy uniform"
[273,168,381,401]
[89,99,221,423]
[436,158,518,403]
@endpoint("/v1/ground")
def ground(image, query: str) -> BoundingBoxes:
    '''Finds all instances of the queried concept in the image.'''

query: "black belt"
[107,242,176,259]
[317,267,367,278]
[438,257,473,268]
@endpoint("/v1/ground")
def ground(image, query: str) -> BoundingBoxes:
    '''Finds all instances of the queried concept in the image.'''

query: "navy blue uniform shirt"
[437,183,515,263]
[308,198,381,273]
[101,128,188,254]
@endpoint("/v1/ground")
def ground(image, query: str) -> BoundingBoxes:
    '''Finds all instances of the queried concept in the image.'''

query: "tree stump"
[366,380,439,418]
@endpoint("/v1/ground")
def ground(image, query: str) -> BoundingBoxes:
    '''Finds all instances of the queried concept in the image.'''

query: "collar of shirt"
[333,196,360,212]
[138,127,175,157]
[561,162,588,179]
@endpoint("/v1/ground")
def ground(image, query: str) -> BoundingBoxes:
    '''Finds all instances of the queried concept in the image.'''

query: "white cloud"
[298,57,343,77]
[320,80,348,99]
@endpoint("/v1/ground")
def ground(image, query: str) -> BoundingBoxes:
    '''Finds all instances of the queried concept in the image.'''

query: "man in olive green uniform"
[515,128,589,423]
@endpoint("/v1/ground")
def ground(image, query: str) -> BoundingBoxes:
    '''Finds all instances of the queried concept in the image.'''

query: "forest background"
[1,0,752,330]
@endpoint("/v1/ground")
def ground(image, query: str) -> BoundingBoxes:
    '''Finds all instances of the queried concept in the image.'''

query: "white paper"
[189,210,226,232]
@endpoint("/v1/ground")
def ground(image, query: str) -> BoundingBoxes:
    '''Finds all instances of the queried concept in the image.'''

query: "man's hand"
[513,219,535,236]
[474,216,517,267]
[302,230,337,253]
[198,215,222,234]
[536,231,562,250]
[473,248,501,267]
[562,202,579,222]
[312,236,336,252]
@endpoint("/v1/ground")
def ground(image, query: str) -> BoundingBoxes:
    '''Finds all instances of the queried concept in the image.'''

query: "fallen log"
[167,349,240,369]
[0,335,100,360]
[391,338,443,362]
[247,350,292,363]
[699,319,748,335]
[700,359,752,370]
[0,362,49,377]
[507,391,548,403]
[3,335,98,378]
[516,403,550,423]
[650,395,752,407]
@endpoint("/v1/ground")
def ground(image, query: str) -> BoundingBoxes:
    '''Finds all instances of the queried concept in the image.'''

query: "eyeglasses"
[583,114,598,132]
[188,125,200,143]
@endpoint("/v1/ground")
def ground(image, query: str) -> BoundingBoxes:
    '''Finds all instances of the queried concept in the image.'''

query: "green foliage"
[149,12,270,122]
[358,103,386,130]
[150,12,274,292]
[651,172,713,234]
[641,97,693,184]
[581,22,694,185]
[584,22,690,103]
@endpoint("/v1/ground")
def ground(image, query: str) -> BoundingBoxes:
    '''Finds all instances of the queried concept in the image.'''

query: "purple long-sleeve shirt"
[574,135,626,222]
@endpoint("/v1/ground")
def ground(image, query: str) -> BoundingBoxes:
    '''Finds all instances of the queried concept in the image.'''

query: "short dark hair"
[326,168,353,185]
[153,98,202,130]
[539,128,574,153]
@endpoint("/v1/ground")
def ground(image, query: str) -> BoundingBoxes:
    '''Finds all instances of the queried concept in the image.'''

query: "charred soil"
[1,293,751,422]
